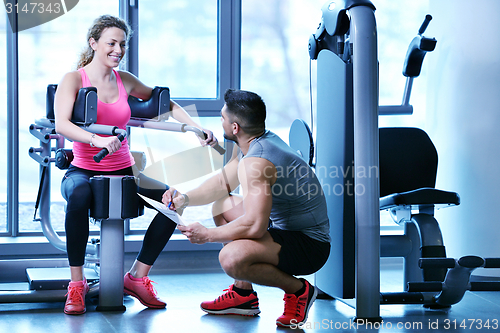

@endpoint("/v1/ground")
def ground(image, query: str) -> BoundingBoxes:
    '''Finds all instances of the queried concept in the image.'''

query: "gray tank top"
[239,131,330,243]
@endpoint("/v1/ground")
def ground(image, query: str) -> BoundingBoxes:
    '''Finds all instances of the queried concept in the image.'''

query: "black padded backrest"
[128,86,170,120]
[45,85,170,122]
[46,84,57,120]
[379,127,438,197]
[46,85,98,126]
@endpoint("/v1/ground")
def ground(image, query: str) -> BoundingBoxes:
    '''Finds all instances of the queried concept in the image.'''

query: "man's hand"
[200,129,219,148]
[178,223,209,244]
[162,188,185,211]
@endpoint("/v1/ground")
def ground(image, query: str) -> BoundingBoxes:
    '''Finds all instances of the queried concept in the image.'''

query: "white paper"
[137,193,186,226]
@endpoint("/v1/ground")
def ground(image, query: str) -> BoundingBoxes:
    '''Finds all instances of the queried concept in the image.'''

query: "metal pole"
[120,0,138,76]
[97,218,125,311]
[96,176,126,312]
[350,4,381,321]
[7,1,19,236]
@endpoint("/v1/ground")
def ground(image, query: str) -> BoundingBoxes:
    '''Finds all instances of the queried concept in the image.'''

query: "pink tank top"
[71,68,135,171]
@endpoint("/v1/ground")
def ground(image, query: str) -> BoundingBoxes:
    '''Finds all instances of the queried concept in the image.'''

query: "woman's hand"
[92,135,122,155]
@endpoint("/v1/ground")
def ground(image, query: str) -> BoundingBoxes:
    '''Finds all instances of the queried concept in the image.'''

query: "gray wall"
[427,0,500,276]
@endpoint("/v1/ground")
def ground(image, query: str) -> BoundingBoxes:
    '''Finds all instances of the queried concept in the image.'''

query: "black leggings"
[61,164,176,267]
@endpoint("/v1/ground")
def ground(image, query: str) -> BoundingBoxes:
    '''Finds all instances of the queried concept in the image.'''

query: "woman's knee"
[63,180,92,210]
[136,173,168,192]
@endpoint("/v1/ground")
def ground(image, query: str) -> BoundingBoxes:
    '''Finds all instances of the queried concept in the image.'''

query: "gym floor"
[1,259,499,333]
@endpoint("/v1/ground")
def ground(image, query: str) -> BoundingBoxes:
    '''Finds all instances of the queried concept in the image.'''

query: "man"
[163,89,330,328]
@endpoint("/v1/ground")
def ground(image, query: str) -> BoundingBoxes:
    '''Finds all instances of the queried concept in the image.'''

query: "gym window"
[1,0,240,238]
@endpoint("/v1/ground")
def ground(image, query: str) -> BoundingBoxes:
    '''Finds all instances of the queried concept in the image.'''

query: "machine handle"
[203,132,226,155]
[185,125,226,155]
[213,144,226,155]
[484,258,500,268]
[402,14,437,78]
[93,132,126,163]
[418,258,456,269]
[418,14,433,35]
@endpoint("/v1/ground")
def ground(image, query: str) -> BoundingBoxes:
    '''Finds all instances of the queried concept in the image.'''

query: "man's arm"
[163,145,240,207]
[179,156,276,244]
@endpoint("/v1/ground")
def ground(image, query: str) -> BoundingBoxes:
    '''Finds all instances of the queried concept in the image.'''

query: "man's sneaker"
[276,279,318,328]
[64,279,89,315]
[123,272,166,309]
[200,285,261,316]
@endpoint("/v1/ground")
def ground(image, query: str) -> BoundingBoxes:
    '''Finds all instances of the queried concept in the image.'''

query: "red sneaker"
[123,272,166,309]
[200,285,261,316]
[276,279,318,328]
[64,279,89,315]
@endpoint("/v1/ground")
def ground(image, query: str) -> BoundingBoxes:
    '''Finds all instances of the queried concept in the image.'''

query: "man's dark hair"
[224,89,266,136]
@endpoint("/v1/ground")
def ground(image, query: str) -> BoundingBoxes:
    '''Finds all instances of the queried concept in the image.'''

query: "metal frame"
[6,0,19,237]
[175,0,241,116]
[120,0,241,116]
[350,4,380,320]
[310,0,380,320]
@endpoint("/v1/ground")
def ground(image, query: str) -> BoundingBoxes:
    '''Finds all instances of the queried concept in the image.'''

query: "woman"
[54,15,218,315]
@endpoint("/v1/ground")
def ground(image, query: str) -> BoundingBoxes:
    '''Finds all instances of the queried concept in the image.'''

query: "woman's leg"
[130,172,177,275]
[123,207,174,308]
[61,166,93,314]
[122,171,174,308]
[61,167,93,281]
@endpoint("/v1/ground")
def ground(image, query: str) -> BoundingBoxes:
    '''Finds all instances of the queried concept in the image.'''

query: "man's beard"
[223,132,238,144]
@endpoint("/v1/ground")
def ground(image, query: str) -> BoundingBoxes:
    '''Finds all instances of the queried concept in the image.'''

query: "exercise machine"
[296,0,500,320]
[0,85,225,310]
[306,0,380,320]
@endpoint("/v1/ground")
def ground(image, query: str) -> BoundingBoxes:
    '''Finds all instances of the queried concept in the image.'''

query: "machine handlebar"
[202,131,226,155]
[418,14,433,35]
[402,14,437,78]
[93,132,126,163]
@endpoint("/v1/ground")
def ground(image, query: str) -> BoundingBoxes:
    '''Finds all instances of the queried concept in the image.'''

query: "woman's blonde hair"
[77,15,132,69]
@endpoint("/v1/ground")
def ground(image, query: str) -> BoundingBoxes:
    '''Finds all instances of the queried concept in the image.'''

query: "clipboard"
[137,193,187,226]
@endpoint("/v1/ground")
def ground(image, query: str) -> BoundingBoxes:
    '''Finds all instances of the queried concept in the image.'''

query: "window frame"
[121,0,241,115]
[6,0,20,237]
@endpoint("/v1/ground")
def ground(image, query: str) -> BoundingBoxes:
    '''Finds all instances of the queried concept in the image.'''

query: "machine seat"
[379,127,460,225]
[380,187,460,211]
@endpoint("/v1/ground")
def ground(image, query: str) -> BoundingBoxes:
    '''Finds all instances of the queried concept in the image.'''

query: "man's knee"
[211,197,225,217]
[212,195,243,225]
[219,244,245,277]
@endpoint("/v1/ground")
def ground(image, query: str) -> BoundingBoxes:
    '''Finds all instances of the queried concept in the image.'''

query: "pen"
[168,190,177,209]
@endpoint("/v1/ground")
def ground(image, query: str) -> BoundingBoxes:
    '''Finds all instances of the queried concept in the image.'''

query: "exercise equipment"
[0,84,225,309]
[90,175,141,311]
[307,0,380,319]
[377,127,500,308]
[292,118,500,311]
[300,0,500,319]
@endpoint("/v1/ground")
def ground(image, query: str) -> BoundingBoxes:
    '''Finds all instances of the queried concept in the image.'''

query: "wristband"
[181,193,189,209]
[89,133,96,147]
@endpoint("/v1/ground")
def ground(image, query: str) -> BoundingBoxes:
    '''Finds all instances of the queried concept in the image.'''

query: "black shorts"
[268,228,330,276]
